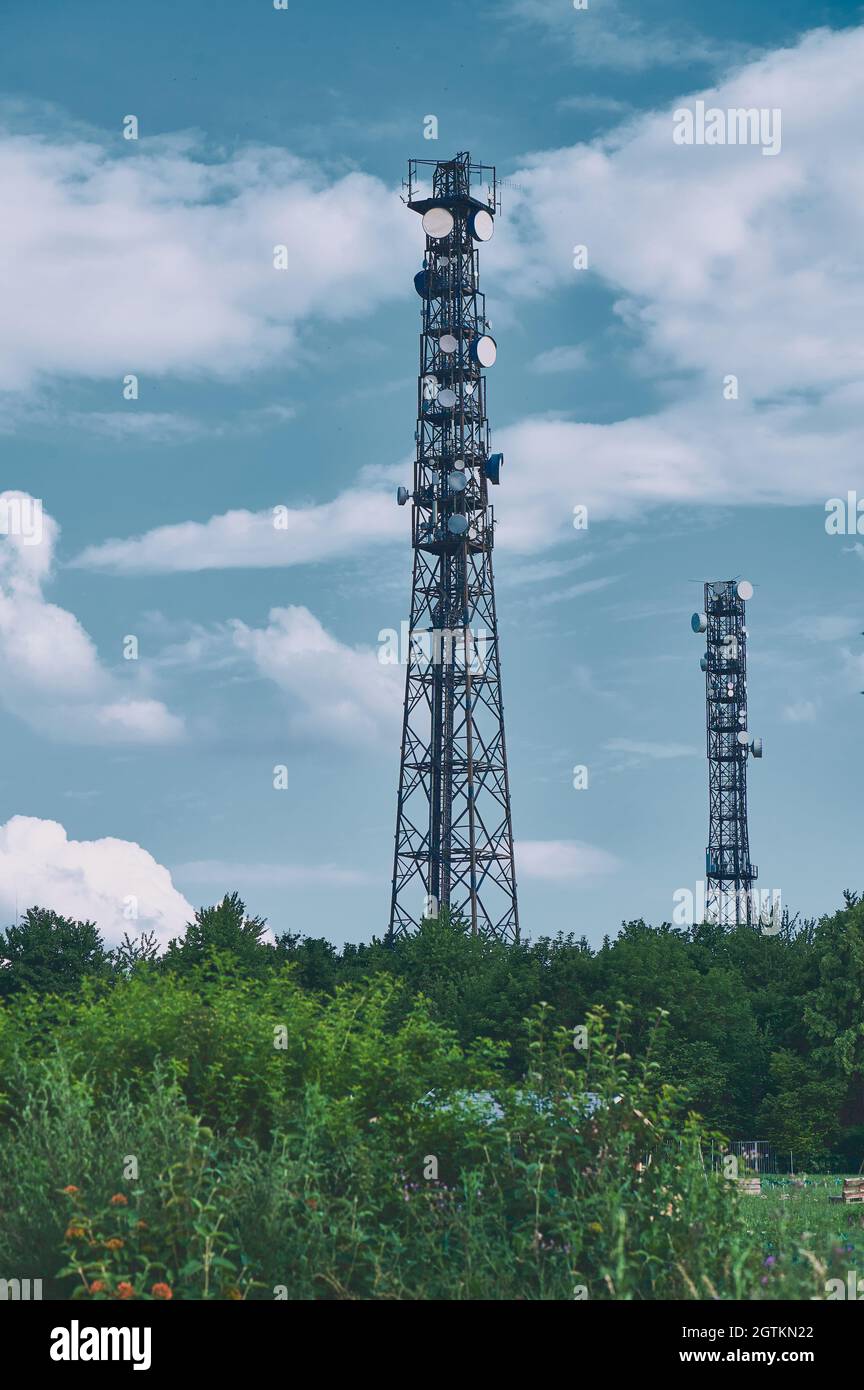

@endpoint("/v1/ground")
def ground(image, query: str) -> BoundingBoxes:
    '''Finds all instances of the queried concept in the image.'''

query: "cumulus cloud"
[517,839,619,881]
[230,605,402,744]
[500,27,864,396]
[0,122,416,391]
[70,29,864,572]
[0,815,193,946]
[75,488,402,574]
[0,491,183,742]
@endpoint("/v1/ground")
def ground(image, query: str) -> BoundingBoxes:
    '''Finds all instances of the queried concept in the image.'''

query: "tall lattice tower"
[388,152,519,942]
[691,580,763,925]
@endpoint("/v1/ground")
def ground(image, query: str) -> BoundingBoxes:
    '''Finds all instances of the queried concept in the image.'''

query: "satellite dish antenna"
[750,737,763,758]
[453,457,466,471]
[396,486,409,506]
[414,269,442,299]
[447,515,468,536]
[470,335,497,367]
[448,471,467,493]
[422,206,454,239]
[737,731,750,747]
[437,388,457,408]
[470,208,494,242]
[699,656,708,672]
[737,580,754,601]
[484,453,503,485]
[439,333,458,354]
[691,613,708,633]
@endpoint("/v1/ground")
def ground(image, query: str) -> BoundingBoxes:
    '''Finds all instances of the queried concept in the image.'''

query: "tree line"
[2,889,863,1169]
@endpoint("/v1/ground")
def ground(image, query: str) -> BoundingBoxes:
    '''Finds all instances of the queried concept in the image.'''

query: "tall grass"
[0,968,855,1299]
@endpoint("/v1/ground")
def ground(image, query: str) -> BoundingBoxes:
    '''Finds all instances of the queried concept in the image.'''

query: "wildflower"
[65,1226,85,1241]
[764,1256,775,1267]
[116,1282,134,1300]
[109,1194,128,1207]
[104,1237,124,1251]
[306,1198,318,1211]
[135,1220,148,1230]
[589,1222,603,1234]
[62,1185,80,1195]
[227,1287,243,1300]
[89,1281,106,1294]
[151,1283,173,1300]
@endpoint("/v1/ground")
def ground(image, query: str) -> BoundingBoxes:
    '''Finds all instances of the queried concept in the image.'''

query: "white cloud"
[59,29,864,576]
[75,487,402,574]
[529,345,588,374]
[501,29,864,389]
[506,0,737,72]
[173,860,372,888]
[788,614,860,643]
[782,700,817,723]
[230,605,402,745]
[604,738,699,759]
[0,815,193,946]
[0,491,183,743]
[517,839,619,881]
[0,122,416,391]
[557,95,634,115]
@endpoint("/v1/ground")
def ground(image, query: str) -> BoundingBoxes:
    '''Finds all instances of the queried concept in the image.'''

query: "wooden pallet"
[829,1178,864,1204]
[737,1177,762,1195]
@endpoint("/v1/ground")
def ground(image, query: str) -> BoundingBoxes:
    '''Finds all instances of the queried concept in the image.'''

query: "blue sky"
[0,0,862,947]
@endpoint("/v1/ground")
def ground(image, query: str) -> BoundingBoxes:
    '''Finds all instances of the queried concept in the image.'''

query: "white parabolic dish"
[422,206,454,239]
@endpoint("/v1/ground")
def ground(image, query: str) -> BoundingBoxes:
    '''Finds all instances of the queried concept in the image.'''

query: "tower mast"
[692,580,763,925]
[388,152,519,942]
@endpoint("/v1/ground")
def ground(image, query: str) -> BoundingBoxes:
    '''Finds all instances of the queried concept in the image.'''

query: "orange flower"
[151,1283,173,1300]
[227,1287,243,1300]
[104,1237,124,1251]
[62,1185,80,1195]
[109,1193,128,1207]
[65,1225,85,1240]
[89,1280,107,1294]
[116,1282,135,1300]
[135,1220,148,1230]
[306,1198,318,1211]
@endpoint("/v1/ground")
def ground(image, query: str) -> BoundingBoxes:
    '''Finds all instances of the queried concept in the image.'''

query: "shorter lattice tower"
[691,580,763,925]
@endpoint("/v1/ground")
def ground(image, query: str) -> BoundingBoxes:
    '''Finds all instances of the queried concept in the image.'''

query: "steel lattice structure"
[388,152,519,942]
[692,580,762,925]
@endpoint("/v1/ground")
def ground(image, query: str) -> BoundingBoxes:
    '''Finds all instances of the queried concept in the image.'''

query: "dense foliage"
[0,891,862,1299]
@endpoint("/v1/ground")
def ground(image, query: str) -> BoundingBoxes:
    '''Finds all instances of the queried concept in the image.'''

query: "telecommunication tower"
[691,580,763,925]
[388,152,519,942]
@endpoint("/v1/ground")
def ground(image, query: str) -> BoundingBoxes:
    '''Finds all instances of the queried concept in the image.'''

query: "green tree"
[0,907,112,998]
[162,893,274,977]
